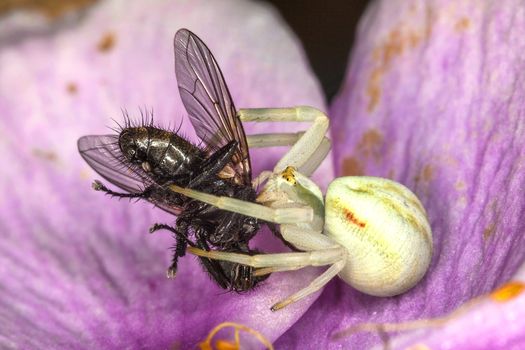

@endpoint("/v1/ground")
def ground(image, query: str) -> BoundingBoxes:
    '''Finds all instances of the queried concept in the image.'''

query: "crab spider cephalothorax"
[169,106,433,311]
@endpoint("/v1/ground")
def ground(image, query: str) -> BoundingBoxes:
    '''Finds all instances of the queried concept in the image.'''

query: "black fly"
[78,29,269,291]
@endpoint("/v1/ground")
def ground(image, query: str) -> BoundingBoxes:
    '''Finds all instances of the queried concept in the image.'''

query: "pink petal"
[277,0,525,348]
[0,1,330,348]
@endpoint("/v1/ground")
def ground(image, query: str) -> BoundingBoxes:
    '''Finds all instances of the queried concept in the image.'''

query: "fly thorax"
[148,131,203,178]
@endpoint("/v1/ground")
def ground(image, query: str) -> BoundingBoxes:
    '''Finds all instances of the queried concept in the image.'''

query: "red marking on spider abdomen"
[343,208,367,228]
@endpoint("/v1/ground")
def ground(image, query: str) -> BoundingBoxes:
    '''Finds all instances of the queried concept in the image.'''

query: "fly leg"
[149,223,180,235]
[150,218,194,278]
[188,140,238,188]
[168,184,313,225]
[92,180,152,199]
[194,227,231,290]
[166,235,189,279]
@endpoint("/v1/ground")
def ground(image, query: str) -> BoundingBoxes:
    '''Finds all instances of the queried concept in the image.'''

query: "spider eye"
[281,166,297,184]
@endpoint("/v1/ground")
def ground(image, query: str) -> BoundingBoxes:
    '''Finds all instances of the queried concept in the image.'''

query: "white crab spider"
[169,106,433,311]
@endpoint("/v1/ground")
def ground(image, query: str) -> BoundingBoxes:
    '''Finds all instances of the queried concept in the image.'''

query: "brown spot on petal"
[32,148,58,162]
[455,17,471,32]
[66,82,78,94]
[415,164,434,184]
[0,0,97,19]
[483,223,496,240]
[97,32,116,53]
[368,29,407,112]
[422,164,433,181]
[367,69,382,113]
[455,180,466,191]
[357,129,383,161]
[382,30,405,63]
[482,200,501,240]
[367,14,433,112]
[490,282,525,302]
[341,157,364,176]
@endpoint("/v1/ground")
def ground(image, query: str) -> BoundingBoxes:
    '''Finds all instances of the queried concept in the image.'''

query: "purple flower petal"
[387,268,525,349]
[0,1,331,348]
[277,0,525,348]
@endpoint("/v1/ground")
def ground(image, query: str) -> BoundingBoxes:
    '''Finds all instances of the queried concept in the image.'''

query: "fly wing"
[78,135,181,216]
[174,28,252,186]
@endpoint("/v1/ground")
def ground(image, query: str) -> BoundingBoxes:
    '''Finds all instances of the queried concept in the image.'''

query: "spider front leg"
[187,223,343,274]
[240,106,330,176]
[168,184,314,225]
[187,222,348,311]
[187,244,347,311]
[187,246,344,270]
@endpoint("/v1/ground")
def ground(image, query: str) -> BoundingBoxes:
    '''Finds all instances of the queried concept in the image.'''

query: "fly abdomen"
[119,126,204,182]
[148,129,204,178]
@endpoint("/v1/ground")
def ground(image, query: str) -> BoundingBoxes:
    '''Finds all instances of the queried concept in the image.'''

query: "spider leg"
[187,246,345,270]
[278,224,339,251]
[270,258,347,311]
[253,265,304,276]
[169,184,313,225]
[247,133,330,177]
[267,223,300,252]
[187,245,347,310]
[254,225,343,275]
[239,106,330,176]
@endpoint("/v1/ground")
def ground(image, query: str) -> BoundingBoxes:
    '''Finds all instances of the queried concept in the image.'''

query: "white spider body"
[258,168,325,238]
[325,177,432,297]
[169,106,433,310]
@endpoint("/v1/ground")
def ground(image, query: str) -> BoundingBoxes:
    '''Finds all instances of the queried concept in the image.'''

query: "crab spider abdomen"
[324,176,433,297]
